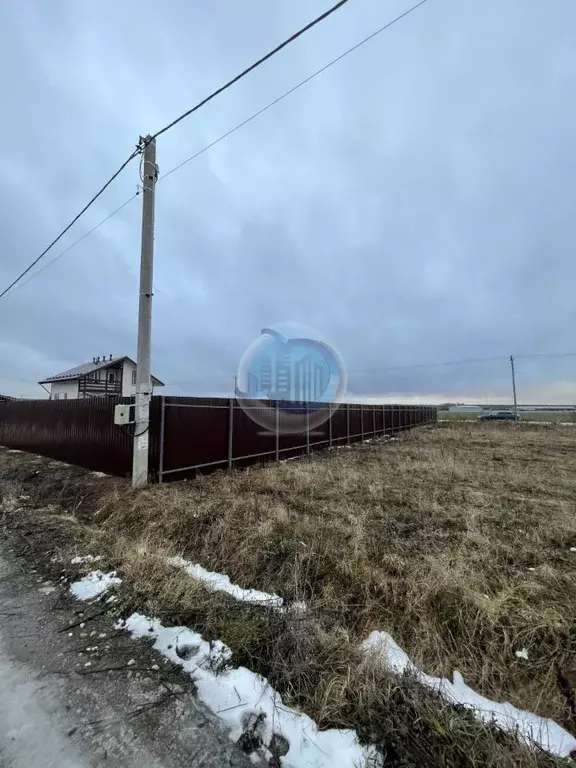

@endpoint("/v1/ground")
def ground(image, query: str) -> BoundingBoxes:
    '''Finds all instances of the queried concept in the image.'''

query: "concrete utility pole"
[132,136,157,488]
[510,354,518,421]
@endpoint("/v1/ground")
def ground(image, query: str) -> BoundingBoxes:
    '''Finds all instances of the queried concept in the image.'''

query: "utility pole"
[510,354,518,421]
[132,136,157,488]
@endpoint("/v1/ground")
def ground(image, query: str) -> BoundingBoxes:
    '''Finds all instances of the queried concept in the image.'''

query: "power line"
[160,0,430,182]
[353,351,576,376]
[0,194,139,300]
[515,352,576,360]
[0,0,431,297]
[354,355,509,375]
[0,1,352,302]
[0,149,140,301]
[150,0,352,142]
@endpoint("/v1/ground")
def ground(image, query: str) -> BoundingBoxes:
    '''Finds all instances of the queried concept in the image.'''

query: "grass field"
[440,410,576,423]
[2,421,576,766]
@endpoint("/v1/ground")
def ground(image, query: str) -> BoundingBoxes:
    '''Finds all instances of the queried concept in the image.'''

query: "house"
[0,394,17,402]
[38,355,164,400]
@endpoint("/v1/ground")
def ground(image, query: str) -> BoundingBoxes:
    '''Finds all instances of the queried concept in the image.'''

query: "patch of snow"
[70,555,102,565]
[6,449,21,453]
[570,547,576,553]
[91,471,108,477]
[38,586,56,595]
[69,571,121,601]
[515,648,529,660]
[362,631,576,758]
[168,556,284,610]
[119,613,378,768]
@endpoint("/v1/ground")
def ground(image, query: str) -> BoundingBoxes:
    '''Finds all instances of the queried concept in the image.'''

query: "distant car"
[479,410,519,422]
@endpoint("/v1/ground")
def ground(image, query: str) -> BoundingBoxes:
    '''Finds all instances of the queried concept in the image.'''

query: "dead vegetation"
[1,421,576,767]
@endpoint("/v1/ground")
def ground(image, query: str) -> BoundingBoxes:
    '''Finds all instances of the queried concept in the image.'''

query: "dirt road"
[0,544,252,768]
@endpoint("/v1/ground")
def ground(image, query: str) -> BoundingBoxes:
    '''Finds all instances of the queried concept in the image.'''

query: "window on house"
[63,393,68,400]
[108,371,116,383]
[54,393,59,400]
[132,369,137,386]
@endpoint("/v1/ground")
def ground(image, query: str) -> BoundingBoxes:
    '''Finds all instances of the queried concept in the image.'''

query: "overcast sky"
[1,0,575,403]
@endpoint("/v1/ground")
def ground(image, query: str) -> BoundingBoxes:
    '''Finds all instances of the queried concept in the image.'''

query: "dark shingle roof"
[38,356,164,386]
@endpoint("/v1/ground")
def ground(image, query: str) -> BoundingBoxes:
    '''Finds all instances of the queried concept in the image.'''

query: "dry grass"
[440,410,576,423]
[1,421,576,766]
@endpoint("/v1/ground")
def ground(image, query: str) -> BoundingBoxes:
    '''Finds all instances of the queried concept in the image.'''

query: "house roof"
[0,393,17,402]
[38,356,164,386]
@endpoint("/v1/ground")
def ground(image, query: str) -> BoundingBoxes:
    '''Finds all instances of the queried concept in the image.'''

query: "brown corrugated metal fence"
[0,397,161,478]
[157,399,437,481]
[0,397,437,481]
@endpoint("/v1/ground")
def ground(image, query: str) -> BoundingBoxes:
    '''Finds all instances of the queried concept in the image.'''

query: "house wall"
[50,380,79,400]
[122,359,137,398]
[121,359,159,398]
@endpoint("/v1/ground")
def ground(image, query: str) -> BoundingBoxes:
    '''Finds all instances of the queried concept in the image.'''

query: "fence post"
[382,404,386,435]
[372,404,375,437]
[346,402,350,444]
[275,402,280,461]
[228,397,234,469]
[361,405,364,442]
[306,406,310,454]
[158,395,166,483]
[328,402,333,448]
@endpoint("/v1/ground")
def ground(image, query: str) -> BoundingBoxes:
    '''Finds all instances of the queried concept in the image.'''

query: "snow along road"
[0,544,254,768]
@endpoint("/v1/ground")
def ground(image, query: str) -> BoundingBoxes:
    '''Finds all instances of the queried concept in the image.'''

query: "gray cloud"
[1,0,575,403]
